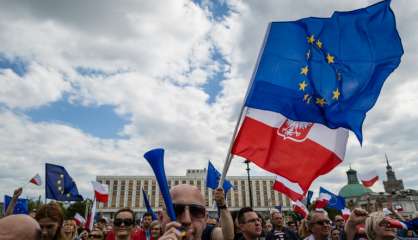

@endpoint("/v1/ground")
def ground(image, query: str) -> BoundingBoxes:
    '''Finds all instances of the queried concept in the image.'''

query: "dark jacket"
[265,227,299,240]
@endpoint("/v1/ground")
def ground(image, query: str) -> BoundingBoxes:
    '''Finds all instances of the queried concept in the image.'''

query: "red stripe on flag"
[232,117,343,192]
[273,179,304,201]
[361,176,378,187]
[95,191,109,203]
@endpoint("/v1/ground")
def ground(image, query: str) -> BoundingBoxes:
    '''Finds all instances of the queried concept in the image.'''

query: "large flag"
[3,195,29,214]
[45,163,83,201]
[206,161,233,192]
[241,0,403,143]
[29,174,42,186]
[91,181,109,203]
[319,187,345,210]
[142,189,157,220]
[359,170,379,188]
[234,109,348,200]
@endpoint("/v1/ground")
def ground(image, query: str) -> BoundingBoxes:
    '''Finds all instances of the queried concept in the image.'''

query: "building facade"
[96,169,291,217]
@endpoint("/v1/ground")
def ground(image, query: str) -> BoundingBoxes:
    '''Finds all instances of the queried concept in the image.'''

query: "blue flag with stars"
[206,161,234,192]
[3,195,29,214]
[45,163,83,201]
[245,0,403,143]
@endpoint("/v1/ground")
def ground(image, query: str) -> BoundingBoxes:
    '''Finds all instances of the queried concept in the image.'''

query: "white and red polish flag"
[341,208,351,221]
[91,181,109,203]
[29,174,42,186]
[74,213,86,226]
[292,200,309,218]
[232,108,348,200]
[359,170,379,188]
[315,192,332,209]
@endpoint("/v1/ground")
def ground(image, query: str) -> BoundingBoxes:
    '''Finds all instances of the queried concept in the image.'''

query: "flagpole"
[218,23,272,188]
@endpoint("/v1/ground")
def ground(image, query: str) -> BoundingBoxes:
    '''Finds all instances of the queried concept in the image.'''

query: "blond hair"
[365,211,385,240]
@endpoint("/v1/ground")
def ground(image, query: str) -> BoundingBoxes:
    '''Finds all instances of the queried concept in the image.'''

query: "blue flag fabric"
[206,161,233,192]
[142,189,157,220]
[245,0,403,143]
[274,205,282,212]
[3,195,29,214]
[319,187,345,210]
[45,163,83,201]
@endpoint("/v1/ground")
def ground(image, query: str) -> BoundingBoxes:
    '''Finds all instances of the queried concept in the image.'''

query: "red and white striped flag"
[292,200,309,218]
[91,181,109,203]
[74,213,86,226]
[29,174,42,186]
[314,192,331,209]
[359,170,379,187]
[341,208,351,221]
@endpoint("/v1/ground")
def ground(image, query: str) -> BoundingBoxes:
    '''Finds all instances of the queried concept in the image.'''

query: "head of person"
[35,202,64,240]
[265,221,273,232]
[62,219,77,234]
[334,215,345,229]
[307,210,331,240]
[365,211,397,240]
[79,230,89,240]
[142,212,153,229]
[287,221,298,233]
[161,184,207,240]
[331,228,341,240]
[238,207,263,239]
[0,214,41,240]
[270,211,284,229]
[89,227,105,240]
[149,220,162,239]
[113,208,135,239]
[97,218,107,231]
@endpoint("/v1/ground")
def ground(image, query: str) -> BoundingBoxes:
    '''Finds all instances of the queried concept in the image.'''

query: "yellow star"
[304,94,311,103]
[299,81,308,91]
[316,97,326,107]
[332,88,340,100]
[316,39,323,48]
[326,53,335,64]
[300,66,309,76]
[307,35,315,44]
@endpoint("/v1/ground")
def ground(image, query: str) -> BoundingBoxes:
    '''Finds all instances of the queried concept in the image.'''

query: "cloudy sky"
[0,0,416,201]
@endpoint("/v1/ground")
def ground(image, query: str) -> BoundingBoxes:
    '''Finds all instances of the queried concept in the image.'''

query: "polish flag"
[232,108,348,199]
[359,170,379,187]
[74,213,86,226]
[29,174,42,186]
[395,205,403,212]
[292,200,309,218]
[386,218,407,229]
[315,192,331,209]
[341,208,351,221]
[91,181,109,203]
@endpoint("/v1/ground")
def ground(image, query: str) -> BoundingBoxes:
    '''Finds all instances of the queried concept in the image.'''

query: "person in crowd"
[235,207,263,240]
[286,221,300,239]
[366,211,398,240]
[106,208,140,240]
[60,219,79,240]
[334,215,345,231]
[304,210,331,240]
[266,211,298,240]
[79,230,89,240]
[330,228,341,240]
[97,218,109,238]
[149,220,162,239]
[264,220,273,233]
[298,219,310,239]
[89,228,106,240]
[138,212,154,240]
[35,202,65,240]
[0,214,41,240]
[159,185,234,240]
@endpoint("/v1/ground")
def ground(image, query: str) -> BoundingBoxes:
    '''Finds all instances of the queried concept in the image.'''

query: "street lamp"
[244,160,254,208]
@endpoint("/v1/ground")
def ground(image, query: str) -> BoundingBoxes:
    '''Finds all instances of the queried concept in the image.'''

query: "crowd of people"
[1,184,418,240]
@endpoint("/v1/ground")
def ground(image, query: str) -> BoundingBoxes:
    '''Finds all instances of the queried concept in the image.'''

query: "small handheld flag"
[319,187,345,210]
[206,161,233,192]
[91,181,109,203]
[359,170,379,188]
[29,174,42,186]
[3,195,29,214]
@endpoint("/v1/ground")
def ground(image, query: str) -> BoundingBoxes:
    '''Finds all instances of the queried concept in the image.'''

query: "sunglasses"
[173,204,206,219]
[114,218,134,227]
[314,220,331,226]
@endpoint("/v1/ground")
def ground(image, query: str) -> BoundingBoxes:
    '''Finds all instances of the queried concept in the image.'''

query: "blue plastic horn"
[143,148,176,221]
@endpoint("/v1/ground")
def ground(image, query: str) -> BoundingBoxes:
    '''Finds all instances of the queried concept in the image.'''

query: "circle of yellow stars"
[298,34,341,107]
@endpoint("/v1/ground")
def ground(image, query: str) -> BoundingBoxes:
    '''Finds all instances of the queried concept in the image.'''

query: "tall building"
[339,167,372,201]
[96,169,291,218]
[383,154,404,193]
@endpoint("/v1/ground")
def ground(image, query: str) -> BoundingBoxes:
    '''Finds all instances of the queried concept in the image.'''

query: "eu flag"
[206,161,233,192]
[246,0,403,143]
[3,195,29,214]
[142,189,157,220]
[319,187,345,210]
[46,163,83,201]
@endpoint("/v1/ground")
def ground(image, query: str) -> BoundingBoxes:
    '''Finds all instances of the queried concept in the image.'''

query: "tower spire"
[385,153,390,167]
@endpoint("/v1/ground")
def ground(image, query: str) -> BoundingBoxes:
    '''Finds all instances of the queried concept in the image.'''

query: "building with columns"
[96,169,291,218]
